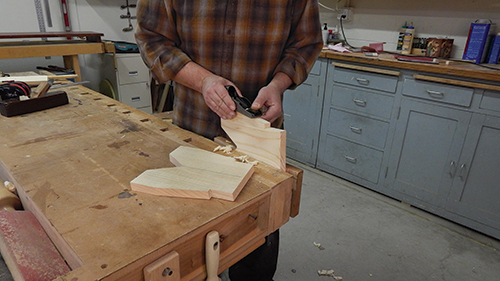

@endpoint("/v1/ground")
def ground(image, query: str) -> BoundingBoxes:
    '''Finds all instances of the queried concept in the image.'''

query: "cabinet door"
[446,114,500,235]
[386,99,472,208]
[283,60,326,167]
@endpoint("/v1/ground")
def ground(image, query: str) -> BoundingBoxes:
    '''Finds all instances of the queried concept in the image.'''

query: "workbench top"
[0,86,297,280]
[320,50,500,83]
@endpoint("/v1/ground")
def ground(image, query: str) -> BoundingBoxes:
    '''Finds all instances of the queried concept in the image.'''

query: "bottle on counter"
[322,23,329,46]
[396,21,408,51]
[401,23,415,55]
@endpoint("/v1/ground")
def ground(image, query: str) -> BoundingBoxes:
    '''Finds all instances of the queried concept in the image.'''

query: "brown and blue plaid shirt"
[135,0,323,139]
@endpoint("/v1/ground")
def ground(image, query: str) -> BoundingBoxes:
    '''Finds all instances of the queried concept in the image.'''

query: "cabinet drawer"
[324,109,389,149]
[116,56,150,85]
[480,90,500,113]
[118,83,151,109]
[330,85,395,119]
[333,67,398,93]
[402,78,473,107]
[319,135,383,184]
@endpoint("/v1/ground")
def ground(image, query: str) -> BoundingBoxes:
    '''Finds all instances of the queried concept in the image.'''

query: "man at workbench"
[135,1,323,280]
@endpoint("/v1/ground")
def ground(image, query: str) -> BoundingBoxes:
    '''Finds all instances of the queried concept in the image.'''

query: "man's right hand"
[173,62,237,120]
[201,75,237,120]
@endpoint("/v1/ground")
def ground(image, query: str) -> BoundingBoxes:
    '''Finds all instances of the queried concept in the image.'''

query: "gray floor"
[1,160,499,281]
[275,160,500,281]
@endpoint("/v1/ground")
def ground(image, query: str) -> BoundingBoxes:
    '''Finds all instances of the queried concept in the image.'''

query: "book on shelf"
[462,22,496,64]
[486,34,500,64]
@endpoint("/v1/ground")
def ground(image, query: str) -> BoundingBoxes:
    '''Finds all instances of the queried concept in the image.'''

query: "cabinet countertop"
[320,50,500,84]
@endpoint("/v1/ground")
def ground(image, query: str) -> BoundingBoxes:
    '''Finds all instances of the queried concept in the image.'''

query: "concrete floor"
[1,160,499,281]
[275,160,500,281]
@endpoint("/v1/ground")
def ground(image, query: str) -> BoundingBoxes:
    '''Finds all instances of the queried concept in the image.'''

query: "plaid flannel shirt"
[135,0,323,139]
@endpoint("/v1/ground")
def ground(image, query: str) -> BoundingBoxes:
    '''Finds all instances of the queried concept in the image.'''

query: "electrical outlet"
[337,7,353,21]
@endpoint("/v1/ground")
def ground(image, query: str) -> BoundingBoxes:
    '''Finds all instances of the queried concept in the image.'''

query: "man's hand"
[173,62,237,119]
[251,72,292,124]
[201,75,237,120]
[251,84,283,124]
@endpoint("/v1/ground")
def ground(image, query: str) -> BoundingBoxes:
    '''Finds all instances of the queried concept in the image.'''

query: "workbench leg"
[286,164,303,218]
[63,55,82,82]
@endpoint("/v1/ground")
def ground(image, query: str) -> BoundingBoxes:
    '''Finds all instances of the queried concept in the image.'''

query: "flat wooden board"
[221,113,286,171]
[130,146,254,201]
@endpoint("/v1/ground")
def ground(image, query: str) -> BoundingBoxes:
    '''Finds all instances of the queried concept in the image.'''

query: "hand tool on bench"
[50,80,90,89]
[225,85,262,118]
[31,80,52,98]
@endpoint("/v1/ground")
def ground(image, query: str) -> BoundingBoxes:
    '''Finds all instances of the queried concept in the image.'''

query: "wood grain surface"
[131,146,254,201]
[0,85,295,281]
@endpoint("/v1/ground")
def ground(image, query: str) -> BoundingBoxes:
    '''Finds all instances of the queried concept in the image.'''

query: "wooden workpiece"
[0,85,300,280]
[130,146,255,201]
[221,113,286,171]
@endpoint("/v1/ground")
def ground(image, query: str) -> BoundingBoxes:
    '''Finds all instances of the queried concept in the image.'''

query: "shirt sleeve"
[135,0,192,83]
[273,0,323,89]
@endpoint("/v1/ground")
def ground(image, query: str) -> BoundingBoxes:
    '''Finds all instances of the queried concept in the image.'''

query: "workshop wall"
[0,0,139,91]
[320,0,500,58]
[1,0,499,91]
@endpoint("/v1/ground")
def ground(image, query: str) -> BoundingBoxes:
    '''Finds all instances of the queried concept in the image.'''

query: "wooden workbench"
[0,32,113,82]
[0,85,301,280]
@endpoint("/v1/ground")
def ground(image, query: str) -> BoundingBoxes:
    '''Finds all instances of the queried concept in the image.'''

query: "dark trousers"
[228,229,280,281]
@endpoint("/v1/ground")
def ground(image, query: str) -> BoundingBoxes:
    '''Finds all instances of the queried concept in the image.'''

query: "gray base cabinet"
[283,58,327,167]
[317,63,398,191]
[446,114,500,236]
[285,58,500,239]
[386,98,472,209]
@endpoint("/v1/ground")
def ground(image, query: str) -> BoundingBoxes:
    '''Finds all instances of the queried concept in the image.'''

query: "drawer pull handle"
[131,96,141,102]
[355,77,369,85]
[349,126,362,134]
[248,214,258,220]
[344,155,357,164]
[449,161,456,177]
[459,163,467,181]
[426,90,444,99]
[353,99,367,107]
[129,70,139,76]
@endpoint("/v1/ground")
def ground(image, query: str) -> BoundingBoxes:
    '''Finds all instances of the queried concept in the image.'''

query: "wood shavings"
[233,155,259,166]
[317,269,342,280]
[313,242,325,250]
[213,145,233,154]
[3,181,16,193]
[318,269,334,277]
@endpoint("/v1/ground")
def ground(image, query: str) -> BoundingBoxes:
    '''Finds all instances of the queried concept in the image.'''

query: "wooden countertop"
[0,86,298,280]
[320,50,500,84]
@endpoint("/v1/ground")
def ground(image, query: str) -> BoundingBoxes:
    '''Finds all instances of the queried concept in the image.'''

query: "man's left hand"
[251,72,292,124]
[251,84,283,124]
